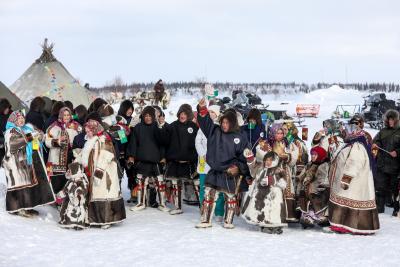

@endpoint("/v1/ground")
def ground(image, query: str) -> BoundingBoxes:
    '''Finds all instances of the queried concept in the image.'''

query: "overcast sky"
[1,0,400,87]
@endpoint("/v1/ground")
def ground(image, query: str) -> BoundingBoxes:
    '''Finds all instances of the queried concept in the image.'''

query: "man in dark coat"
[162,104,199,215]
[372,109,400,215]
[126,106,170,212]
[26,97,46,132]
[241,108,266,154]
[196,99,250,229]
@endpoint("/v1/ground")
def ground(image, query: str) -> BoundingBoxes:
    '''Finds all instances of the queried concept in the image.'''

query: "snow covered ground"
[1,86,399,267]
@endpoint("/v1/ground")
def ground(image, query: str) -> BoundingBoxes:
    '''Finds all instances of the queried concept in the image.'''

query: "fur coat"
[79,133,126,226]
[242,156,287,228]
[328,141,380,234]
[3,124,55,212]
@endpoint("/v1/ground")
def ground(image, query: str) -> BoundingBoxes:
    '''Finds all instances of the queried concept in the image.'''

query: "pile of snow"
[0,86,399,267]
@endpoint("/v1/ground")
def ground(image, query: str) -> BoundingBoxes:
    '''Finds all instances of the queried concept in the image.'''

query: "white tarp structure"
[10,39,92,107]
[0,81,27,111]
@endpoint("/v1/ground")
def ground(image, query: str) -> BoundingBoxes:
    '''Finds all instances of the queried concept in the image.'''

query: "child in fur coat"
[296,146,330,228]
[58,162,89,230]
[241,149,288,234]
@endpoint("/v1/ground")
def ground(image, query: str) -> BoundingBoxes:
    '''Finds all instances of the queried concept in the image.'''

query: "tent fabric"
[0,81,27,111]
[10,61,91,107]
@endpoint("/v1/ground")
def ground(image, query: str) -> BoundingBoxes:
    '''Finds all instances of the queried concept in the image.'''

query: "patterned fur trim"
[330,193,376,210]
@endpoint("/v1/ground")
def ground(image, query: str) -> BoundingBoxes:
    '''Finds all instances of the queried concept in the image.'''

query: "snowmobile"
[361,93,399,129]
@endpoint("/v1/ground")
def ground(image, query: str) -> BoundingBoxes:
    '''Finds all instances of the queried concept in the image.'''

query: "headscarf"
[310,146,327,164]
[268,123,288,147]
[56,107,73,130]
[6,111,35,165]
[84,119,104,136]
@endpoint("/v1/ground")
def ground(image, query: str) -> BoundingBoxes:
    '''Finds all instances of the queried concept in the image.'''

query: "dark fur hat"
[177,104,194,121]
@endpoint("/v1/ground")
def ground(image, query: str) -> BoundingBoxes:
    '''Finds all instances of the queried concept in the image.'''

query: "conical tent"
[10,39,92,107]
[0,81,27,111]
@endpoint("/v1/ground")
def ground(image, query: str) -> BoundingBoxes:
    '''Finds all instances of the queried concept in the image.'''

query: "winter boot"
[127,187,138,204]
[26,209,39,216]
[375,192,385,214]
[261,227,274,234]
[156,175,170,212]
[196,187,216,229]
[272,227,283,235]
[169,179,183,215]
[17,210,33,218]
[300,213,314,229]
[392,196,399,217]
[130,176,147,211]
[223,193,237,229]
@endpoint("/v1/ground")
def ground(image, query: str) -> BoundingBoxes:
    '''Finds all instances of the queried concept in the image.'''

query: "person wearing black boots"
[372,109,400,215]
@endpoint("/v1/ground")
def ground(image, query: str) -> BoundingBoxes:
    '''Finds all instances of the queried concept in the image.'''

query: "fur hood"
[384,109,399,128]
[177,104,194,121]
[141,106,156,122]
[219,110,240,133]
[263,151,280,169]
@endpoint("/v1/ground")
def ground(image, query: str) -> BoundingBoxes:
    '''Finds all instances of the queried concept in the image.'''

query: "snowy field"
[1,86,399,267]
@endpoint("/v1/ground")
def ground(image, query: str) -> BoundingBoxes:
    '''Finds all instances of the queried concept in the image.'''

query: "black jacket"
[197,112,250,193]
[373,126,400,174]
[162,120,198,163]
[26,110,45,132]
[45,115,58,130]
[127,122,164,163]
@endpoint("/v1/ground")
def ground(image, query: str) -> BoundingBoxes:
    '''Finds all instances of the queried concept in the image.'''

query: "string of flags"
[42,65,80,98]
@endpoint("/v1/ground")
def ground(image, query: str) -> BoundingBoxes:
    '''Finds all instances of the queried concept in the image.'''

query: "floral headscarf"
[268,123,288,147]
[84,119,104,135]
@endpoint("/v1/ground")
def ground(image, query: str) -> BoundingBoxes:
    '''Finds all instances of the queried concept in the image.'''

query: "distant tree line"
[89,78,400,97]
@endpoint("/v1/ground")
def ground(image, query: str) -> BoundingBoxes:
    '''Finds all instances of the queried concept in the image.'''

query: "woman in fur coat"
[79,119,126,229]
[45,107,82,195]
[328,124,380,234]
[242,150,288,234]
[2,111,55,217]
[255,123,299,222]
[296,146,330,228]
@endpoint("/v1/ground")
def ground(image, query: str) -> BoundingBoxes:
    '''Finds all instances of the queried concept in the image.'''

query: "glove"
[243,148,254,162]
[227,165,239,177]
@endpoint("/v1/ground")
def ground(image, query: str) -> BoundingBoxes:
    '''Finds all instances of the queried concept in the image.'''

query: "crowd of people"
[0,82,399,234]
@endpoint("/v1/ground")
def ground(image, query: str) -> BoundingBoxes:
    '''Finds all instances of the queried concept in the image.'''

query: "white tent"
[0,81,27,111]
[10,39,92,107]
